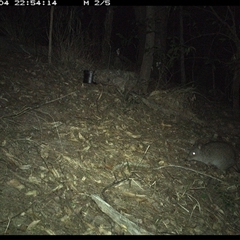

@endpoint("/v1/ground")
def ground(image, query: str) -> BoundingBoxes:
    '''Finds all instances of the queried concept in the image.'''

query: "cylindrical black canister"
[83,70,95,84]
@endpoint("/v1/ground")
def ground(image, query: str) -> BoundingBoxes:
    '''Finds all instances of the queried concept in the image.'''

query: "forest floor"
[0,51,239,235]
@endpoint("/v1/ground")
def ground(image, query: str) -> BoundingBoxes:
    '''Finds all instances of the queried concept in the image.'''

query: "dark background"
[0,5,239,103]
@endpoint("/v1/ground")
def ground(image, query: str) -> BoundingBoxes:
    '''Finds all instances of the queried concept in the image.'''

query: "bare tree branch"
[209,6,240,45]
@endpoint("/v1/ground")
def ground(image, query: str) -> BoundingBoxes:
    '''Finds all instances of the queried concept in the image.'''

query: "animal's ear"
[197,144,203,150]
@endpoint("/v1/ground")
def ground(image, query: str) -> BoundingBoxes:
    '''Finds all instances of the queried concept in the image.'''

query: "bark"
[134,6,146,70]
[102,7,114,68]
[139,6,155,94]
[179,6,186,85]
[232,51,240,113]
[154,6,169,86]
[48,6,54,64]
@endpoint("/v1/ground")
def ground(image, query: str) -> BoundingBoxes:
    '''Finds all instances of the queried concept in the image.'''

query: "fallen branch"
[90,194,152,235]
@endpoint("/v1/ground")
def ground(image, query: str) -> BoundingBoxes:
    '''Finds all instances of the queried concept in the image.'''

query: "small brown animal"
[187,141,239,172]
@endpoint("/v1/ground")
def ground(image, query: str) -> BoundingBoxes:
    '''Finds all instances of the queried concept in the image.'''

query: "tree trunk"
[154,6,169,87]
[134,6,146,70]
[179,6,186,85]
[102,7,114,68]
[139,6,155,94]
[48,6,54,64]
[232,51,240,113]
[90,7,101,59]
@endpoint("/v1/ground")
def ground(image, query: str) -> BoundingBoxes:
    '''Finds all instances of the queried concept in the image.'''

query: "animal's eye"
[192,152,196,156]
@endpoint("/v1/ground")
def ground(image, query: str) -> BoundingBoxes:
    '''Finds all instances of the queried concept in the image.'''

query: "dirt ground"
[0,52,239,235]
